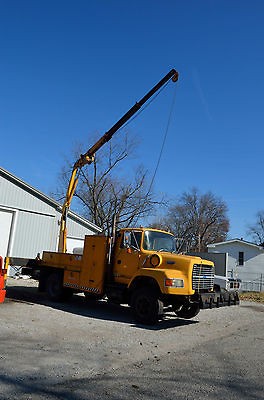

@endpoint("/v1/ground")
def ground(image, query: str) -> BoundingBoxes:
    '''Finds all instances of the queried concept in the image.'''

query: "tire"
[175,302,200,319]
[46,272,67,302]
[131,287,163,325]
[63,288,74,301]
[106,295,121,305]
[84,292,103,301]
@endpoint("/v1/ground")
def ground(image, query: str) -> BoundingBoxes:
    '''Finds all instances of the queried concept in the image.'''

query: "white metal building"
[208,239,264,291]
[0,167,101,273]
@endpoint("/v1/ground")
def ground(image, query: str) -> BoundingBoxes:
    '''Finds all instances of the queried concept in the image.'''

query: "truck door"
[113,230,142,284]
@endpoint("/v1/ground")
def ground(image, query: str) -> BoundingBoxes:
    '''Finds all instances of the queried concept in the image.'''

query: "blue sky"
[0,1,263,239]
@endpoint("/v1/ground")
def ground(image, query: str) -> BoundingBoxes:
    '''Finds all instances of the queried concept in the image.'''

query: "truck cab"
[113,228,209,296]
[106,228,215,323]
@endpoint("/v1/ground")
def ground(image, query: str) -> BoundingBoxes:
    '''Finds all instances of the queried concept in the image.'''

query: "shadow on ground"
[5,282,197,330]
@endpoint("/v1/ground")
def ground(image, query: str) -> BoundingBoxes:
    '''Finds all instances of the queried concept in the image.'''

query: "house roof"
[0,167,101,233]
[207,238,264,251]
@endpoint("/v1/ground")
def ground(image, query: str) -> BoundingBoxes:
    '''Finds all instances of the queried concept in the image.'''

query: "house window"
[238,251,244,266]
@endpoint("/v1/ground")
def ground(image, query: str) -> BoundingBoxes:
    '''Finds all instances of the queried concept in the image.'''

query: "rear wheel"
[107,295,121,305]
[84,292,103,301]
[175,302,200,319]
[46,272,72,302]
[131,287,163,325]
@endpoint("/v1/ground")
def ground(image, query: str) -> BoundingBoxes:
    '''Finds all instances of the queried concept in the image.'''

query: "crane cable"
[132,84,178,227]
[117,79,178,196]
[146,83,178,196]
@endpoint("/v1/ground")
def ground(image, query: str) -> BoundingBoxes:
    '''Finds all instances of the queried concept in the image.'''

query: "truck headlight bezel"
[150,254,161,267]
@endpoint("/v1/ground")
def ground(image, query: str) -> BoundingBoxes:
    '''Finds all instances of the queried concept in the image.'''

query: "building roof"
[0,167,101,233]
[207,238,264,251]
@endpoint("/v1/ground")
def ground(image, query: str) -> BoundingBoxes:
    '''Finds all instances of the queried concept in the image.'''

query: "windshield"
[143,230,176,252]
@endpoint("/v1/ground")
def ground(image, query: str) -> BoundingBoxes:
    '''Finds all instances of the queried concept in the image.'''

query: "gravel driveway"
[0,278,263,400]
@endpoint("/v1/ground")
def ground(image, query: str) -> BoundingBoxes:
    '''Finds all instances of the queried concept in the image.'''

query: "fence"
[240,273,264,292]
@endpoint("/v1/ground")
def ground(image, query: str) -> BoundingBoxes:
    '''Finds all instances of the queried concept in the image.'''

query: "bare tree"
[247,211,264,246]
[153,188,229,252]
[54,134,159,235]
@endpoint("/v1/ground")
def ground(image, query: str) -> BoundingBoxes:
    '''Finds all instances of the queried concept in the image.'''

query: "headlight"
[165,278,184,288]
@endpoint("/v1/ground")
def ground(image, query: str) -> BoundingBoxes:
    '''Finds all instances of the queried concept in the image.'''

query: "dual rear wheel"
[46,272,72,301]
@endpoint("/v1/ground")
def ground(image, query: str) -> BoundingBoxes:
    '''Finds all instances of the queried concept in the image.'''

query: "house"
[0,167,101,275]
[208,239,264,292]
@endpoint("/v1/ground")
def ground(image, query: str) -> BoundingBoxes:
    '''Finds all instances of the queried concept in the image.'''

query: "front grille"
[192,264,214,291]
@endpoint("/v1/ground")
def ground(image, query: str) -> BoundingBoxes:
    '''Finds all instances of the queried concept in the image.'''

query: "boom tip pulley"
[172,70,179,82]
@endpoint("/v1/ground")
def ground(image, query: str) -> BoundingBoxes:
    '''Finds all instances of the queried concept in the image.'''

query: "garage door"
[0,208,15,258]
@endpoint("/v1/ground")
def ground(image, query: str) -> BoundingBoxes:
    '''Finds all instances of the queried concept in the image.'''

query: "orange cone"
[0,256,7,303]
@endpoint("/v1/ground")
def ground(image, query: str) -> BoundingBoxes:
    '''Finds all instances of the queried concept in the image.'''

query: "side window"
[238,251,244,266]
[121,232,132,249]
[120,231,142,250]
[132,232,142,249]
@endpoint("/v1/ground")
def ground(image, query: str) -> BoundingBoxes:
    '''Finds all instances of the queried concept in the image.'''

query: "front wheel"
[175,302,200,319]
[131,288,163,325]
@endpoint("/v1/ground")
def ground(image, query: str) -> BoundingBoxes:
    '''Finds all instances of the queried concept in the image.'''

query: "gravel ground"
[0,278,263,400]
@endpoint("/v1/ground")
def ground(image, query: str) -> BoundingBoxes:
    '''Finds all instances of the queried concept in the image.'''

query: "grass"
[239,291,264,303]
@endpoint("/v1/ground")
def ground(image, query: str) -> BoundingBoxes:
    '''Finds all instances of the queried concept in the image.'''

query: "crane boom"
[58,69,179,252]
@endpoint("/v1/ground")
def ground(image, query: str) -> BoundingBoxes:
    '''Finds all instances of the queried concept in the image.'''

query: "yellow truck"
[21,227,216,324]
[3,69,237,320]
[2,69,238,324]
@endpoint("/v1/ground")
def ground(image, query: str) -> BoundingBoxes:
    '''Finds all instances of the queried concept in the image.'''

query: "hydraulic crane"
[58,69,179,253]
